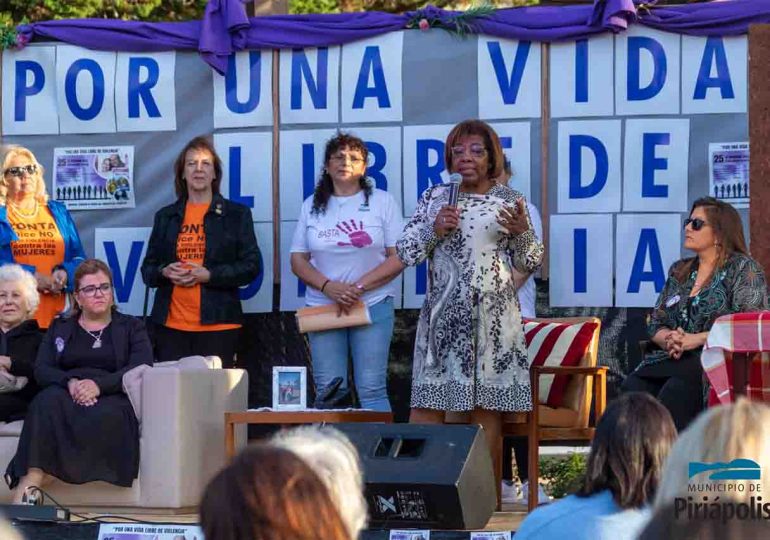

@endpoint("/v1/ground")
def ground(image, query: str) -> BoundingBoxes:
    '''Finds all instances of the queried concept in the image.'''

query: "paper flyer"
[53,146,136,210]
[709,142,749,209]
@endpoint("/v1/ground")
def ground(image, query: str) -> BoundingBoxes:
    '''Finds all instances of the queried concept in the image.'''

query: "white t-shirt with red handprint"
[291,188,404,307]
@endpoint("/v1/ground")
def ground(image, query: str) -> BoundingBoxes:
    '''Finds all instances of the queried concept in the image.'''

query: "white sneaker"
[520,480,551,505]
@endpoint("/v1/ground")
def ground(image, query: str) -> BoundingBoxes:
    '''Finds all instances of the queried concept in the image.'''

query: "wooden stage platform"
[9,505,529,539]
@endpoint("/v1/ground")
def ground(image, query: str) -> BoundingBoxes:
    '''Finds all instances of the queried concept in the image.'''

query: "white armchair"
[0,364,248,510]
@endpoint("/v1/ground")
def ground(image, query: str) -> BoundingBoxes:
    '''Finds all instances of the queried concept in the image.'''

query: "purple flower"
[14,33,29,49]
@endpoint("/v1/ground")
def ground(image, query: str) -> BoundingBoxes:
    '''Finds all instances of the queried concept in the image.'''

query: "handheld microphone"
[447,173,462,207]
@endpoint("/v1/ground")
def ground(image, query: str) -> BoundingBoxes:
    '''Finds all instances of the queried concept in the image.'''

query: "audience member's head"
[199,445,350,540]
[655,399,770,507]
[270,425,367,539]
[577,392,677,508]
[639,502,770,539]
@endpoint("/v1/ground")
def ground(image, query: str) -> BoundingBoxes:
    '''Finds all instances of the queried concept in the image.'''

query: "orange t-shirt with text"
[8,205,66,328]
[165,203,240,332]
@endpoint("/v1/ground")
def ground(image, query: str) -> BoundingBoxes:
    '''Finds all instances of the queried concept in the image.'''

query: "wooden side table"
[224,410,393,458]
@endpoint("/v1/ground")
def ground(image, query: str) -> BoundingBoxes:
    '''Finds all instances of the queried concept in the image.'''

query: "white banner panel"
[490,121,532,201]
[478,37,541,119]
[549,214,613,307]
[240,222,274,313]
[550,34,614,118]
[623,118,690,212]
[341,32,404,123]
[115,52,176,132]
[682,35,747,115]
[2,46,59,135]
[56,46,117,134]
[278,128,338,222]
[213,50,273,129]
[615,213,682,307]
[214,131,274,222]
[402,124,455,216]
[352,126,403,210]
[557,120,622,213]
[279,46,340,124]
[95,227,153,316]
[280,221,306,311]
[615,27,681,116]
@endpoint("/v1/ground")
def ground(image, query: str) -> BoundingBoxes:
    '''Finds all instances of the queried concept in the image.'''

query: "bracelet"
[320,279,330,292]
[355,283,366,292]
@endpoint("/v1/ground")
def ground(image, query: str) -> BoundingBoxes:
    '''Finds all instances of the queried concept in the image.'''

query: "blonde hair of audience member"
[0,146,49,206]
[0,264,40,321]
[270,425,367,539]
[655,398,770,507]
[199,444,351,540]
[0,517,23,540]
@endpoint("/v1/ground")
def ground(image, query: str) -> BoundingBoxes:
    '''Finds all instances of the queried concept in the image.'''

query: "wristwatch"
[355,283,366,292]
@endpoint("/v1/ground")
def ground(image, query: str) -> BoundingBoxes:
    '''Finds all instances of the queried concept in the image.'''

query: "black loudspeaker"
[335,423,496,530]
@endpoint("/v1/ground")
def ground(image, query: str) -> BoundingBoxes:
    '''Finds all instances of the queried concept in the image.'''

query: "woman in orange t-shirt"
[141,136,260,366]
[0,146,86,329]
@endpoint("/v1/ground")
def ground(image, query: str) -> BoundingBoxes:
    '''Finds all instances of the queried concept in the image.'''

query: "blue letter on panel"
[693,37,734,100]
[416,262,428,296]
[569,135,608,199]
[65,59,105,121]
[416,140,445,199]
[487,41,531,105]
[301,144,317,200]
[641,133,669,198]
[225,51,261,114]
[14,61,45,121]
[365,141,387,191]
[352,47,390,109]
[291,48,328,110]
[627,229,665,293]
[228,147,255,208]
[128,57,161,118]
[575,39,589,103]
[573,228,588,293]
[103,241,143,303]
[627,37,667,101]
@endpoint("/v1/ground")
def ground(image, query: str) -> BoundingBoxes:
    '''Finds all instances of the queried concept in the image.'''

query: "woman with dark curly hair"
[290,132,403,412]
[622,197,768,431]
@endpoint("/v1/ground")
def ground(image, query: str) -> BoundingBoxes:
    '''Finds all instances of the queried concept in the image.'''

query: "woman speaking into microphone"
[370,120,544,483]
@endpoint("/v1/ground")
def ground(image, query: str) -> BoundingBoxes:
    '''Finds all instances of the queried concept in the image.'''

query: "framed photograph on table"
[272,366,307,410]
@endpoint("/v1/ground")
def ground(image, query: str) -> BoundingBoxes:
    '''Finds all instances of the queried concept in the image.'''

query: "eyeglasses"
[4,165,38,178]
[330,154,365,165]
[77,283,112,297]
[450,145,487,159]
[684,218,709,231]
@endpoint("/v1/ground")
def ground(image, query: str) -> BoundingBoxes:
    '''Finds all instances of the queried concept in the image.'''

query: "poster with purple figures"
[53,146,135,210]
[709,142,749,209]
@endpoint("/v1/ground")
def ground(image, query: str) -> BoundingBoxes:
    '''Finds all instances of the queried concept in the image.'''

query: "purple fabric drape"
[16,0,770,74]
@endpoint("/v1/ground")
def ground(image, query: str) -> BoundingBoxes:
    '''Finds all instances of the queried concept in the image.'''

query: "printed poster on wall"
[98,523,202,539]
[53,146,136,210]
[709,142,749,209]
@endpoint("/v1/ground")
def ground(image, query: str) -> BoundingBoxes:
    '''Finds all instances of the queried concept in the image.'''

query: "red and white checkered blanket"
[701,312,770,405]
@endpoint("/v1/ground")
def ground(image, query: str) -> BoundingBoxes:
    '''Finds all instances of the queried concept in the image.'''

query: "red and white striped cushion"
[523,319,599,408]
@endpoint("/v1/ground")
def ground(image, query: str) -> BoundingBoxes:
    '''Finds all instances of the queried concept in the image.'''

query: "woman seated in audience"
[515,392,677,540]
[270,425,367,540]
[0,145,86,329]
[5,259,153,503]
[0,264,42,423]
[200,444,351,540]
[623,197,767,431]
[653,398,770,505]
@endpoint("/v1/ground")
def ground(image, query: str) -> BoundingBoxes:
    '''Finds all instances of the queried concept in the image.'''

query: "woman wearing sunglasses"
[622,197,768,431]
[0,146,86,329]
[6,259,153,503]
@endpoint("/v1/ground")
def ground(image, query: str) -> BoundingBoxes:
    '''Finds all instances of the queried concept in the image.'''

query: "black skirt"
[5,385,139,488]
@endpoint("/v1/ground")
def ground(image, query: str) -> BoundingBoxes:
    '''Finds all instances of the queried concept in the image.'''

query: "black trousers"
[503,437,529,482]
[153,325,240,368]
[621,351,704,432]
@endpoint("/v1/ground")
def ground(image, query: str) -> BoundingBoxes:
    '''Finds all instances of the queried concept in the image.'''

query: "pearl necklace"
[7,200,39,219]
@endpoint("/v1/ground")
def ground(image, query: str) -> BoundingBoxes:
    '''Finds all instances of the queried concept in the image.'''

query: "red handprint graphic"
[336,220,373,248]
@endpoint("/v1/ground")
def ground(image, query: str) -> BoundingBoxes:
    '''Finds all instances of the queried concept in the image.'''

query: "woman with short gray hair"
[0,264,42,422]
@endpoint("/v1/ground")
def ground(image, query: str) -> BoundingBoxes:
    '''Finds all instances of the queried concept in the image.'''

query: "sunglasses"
[684,218,709,231]
[4,165,38,178]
